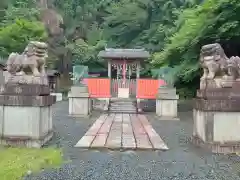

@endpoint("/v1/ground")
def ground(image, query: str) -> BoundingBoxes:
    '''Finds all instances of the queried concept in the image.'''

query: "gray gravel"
[25,101,240,180]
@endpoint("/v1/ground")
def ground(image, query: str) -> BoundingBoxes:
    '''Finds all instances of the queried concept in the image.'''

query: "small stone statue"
[6,41,48,76]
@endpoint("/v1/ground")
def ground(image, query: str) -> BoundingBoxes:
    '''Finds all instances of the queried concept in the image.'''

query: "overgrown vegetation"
[0,147,62,180]
[1,0,240,97]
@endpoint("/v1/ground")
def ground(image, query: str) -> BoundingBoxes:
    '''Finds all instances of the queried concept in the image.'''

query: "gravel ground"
[25,101,240,180]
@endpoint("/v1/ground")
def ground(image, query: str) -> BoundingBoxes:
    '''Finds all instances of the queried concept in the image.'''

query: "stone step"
[110,99,137,103]
[109,106,136,109]
[108,98,137,113]
[108,110,137,114]
[109,109,136,112]
[110,104,136,108]
[110,102,135,105]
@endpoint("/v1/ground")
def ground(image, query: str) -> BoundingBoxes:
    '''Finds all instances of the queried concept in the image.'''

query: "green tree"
[151,0,240,97]
[0,19,47,57]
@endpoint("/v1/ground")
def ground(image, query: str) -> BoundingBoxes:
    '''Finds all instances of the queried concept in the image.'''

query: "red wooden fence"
[86,78,111,98]
[136,79,166,99]
[85,78,166,99]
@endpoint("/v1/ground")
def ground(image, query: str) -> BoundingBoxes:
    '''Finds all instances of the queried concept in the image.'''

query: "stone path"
[75,113,168,150]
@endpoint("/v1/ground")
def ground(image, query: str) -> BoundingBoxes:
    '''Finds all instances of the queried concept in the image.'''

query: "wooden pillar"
[136,61,140,79]
[123,60,126,84]
[107,60,111,100]
[136,61,141,111]
[108,60,111,78]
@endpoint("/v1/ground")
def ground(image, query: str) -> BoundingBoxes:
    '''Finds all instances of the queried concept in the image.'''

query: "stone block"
[70,86,89,96]
[156,99,179,120]
[156,87,179,120]
[50,93,63,101]
[0,105,53,148]
[0,84,50,96]
[69,96,91,117]
[6,74,48,85]
[193,109,240,153]
[68,85,92,117]
[0,95,56,106]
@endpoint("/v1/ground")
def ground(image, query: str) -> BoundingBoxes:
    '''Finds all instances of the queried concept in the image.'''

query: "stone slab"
[135,134,152,149]
[122,123,134,135]
[91,134,108,148]
[85,114,107,135]
[0,95,56,106]
[105,133,122,149]
[144,125,169,150]
[75,135,95,148]
[98,120,113,134]
[75,113,168,151]
[122,134,136,149]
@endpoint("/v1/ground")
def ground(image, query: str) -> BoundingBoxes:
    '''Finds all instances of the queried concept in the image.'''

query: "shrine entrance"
[98,49,150,98]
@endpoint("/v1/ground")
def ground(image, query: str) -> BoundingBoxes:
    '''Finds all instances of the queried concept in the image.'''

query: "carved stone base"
[0,84,50,96]
[6,74,48,85]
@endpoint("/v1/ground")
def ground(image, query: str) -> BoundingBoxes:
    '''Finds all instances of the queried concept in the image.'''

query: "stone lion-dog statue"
[6,41,48,76]
[200,43,240,81]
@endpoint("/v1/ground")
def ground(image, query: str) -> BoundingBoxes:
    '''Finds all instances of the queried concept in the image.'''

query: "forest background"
[0,0,239,98]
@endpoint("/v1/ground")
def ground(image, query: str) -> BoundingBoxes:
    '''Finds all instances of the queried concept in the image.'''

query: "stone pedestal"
[156,87,179,120]
[193,85,240,153]
[0,83,56,148]
[68,86,92,117]
[50,93,63,101]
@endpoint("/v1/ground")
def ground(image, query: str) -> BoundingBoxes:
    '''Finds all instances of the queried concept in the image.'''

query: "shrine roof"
[98,48,150,59]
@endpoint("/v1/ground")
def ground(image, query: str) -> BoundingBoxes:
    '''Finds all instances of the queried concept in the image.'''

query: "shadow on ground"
[25,101,240,180]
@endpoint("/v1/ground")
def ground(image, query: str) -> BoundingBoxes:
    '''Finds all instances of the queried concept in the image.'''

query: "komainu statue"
[200,43,228,80]
[226,56,240,80]
[6,41,48,76]
[200,43,240,81]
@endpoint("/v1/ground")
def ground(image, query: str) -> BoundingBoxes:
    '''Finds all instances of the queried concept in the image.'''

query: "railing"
[86,78,111,98]
[136,79,166,99]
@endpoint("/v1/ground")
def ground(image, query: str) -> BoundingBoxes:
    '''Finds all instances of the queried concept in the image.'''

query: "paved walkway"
[75,113,168,150]
[25,102,240,180]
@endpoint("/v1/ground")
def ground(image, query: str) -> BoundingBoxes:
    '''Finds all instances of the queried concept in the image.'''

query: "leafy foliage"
[0,19,47,57]
[2,0,240,97]
[152,0,240,97]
